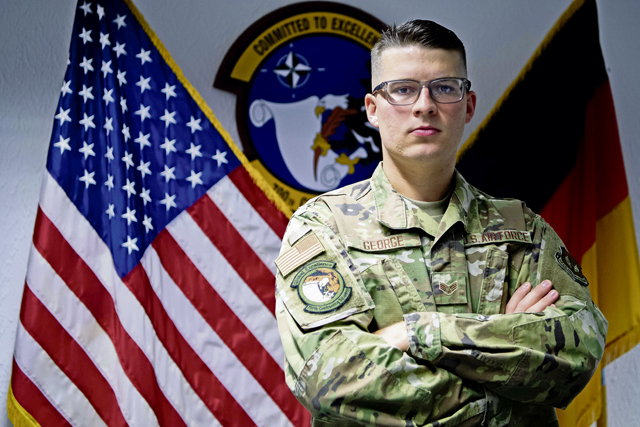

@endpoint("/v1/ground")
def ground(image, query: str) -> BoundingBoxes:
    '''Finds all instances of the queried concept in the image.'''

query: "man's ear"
[365,94,379,128]
[465,90,477,124]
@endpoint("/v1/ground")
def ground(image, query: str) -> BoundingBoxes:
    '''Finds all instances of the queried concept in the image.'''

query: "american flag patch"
[275,233,324,277]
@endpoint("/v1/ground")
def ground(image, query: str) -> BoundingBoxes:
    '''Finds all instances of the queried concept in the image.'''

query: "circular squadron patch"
[291,261,351,313]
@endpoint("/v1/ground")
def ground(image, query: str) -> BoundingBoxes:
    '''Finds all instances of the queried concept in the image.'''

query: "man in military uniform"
[275,20,607,426]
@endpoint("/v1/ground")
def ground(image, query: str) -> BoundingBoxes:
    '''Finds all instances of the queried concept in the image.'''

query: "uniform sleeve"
[405,216,608,409]
[276,201,499,426]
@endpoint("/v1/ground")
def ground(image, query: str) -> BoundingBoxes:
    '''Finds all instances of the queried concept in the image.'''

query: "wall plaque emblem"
[215,2,384,209]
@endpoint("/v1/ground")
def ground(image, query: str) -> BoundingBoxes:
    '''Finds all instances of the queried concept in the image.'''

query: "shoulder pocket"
[277,228,375,330]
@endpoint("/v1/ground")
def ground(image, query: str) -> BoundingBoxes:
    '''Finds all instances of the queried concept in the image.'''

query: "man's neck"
[382,158,455,202]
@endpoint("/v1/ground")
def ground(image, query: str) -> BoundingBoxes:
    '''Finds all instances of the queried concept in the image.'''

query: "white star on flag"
[136,75,151,93]
[79,27,93,44]
[212,149,228,167]
[101,60,113,77]
[160,138,177,155]
[79,113,95,131]
[79,56,94,74]
[160,165,176,182]
[134,104,151,122]
[161,83,176,100]
[99,32,111,49]
[136,48,152,65]
[113,41,126,57]
[186,116,202,133]
[55,107,71,126]
[105,174,114,190]
[121,207,137,225]
[79,84,94,103]
[186,170,203,188]
[122,178,136,197]
[53,135,71,154]
[79,169,96,188]
[160,109,177,127]
[121,235,139,254]
[160,192,177,211]
[134,131,151,149]
[186,143,202,160]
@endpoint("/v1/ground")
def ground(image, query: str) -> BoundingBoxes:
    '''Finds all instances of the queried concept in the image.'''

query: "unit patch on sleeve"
[291,261,352,313]
[555,246,589,286]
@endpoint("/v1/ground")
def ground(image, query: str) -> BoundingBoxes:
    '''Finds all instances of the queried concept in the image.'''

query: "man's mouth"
[411,126,441,136]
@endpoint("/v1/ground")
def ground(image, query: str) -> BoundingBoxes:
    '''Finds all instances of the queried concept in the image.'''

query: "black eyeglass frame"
[372,78,472,105]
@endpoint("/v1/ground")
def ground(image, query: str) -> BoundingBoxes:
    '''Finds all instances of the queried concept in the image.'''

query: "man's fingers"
[526,290,559,313]
[515,280,553,312]
[505,282,531,314]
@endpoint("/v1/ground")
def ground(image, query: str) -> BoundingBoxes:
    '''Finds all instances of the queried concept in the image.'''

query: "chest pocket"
[431,230,470,312]
[466,244,509,315]
[347,233,427,330]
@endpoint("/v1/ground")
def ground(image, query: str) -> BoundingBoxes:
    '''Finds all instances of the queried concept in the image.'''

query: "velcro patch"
[276,233,325,277]
[555,246,589,286]
[291,261,351,314]
[347,233,421,252]
[438,281,458,295]
[464,230,531,246]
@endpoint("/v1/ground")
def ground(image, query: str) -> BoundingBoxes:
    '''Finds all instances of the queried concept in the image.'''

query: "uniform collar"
[372,164,477,238]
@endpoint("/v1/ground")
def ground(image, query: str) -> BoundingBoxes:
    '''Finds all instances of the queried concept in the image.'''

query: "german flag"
[457,0,640,426]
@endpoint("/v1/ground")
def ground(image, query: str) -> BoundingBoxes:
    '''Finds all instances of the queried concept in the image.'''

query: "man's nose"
[412,86,438,115]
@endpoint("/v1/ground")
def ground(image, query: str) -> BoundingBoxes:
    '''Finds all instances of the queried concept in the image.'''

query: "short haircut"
[370,20,467,87]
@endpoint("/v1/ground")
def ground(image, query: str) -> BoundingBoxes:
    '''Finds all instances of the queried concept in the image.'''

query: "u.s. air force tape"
[464,230,532,246]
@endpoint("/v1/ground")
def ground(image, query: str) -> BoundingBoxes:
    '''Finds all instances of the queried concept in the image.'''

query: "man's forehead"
[381,45,465,69]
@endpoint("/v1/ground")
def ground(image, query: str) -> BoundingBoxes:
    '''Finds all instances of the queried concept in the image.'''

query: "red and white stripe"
[12,168,310,426]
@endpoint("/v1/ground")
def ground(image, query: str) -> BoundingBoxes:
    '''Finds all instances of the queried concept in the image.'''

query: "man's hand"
[373,321,410,351]
[505,280,558,314]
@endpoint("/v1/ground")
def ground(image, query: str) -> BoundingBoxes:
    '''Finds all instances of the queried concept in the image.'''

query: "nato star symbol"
[121,206,137,225]
[79,113,96,131]
[160,109,177,128]
[122,123,131,142]
[134,131,151,149]
[186,116,202,133]
[103,88,114,105]
[140,188,152,206]
[121,151,134,169]
[53,135,71,154]
[79,141,96,160]
[122,178,136,197]
[104,117,114,135]
[79,2,92,16]
[79,169,96,188]
[116,69,127,86]
[142,215,153,233]
[135,104,151,122]
[120,96,128,113]
[79,56,94,74]
[55,107,71,126]
[160,138,177,155]
[101,60,113,77]
[97,4,105,20]
[113,14,127,30]
[186,143,202,160]
[99,32,111,49]
[212,149,228,167]
[160,165,176,182]
[113,41,126,58]
[136,48,152,65]
[186,170,203,188]
[160,193,177,211]
[137,160,152,178]
[61,80,72,96]
[136,75,151,93]
[122,236,139,255]
[79,84,94,103]
[106,204,115,219]
[105,146,114,162]
[105,174,114,190]
[161,83,176,100]
[273,51,312,89]
[79,28,93,44]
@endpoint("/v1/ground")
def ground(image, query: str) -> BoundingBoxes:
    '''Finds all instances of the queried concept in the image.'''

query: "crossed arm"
[374,279,559,351]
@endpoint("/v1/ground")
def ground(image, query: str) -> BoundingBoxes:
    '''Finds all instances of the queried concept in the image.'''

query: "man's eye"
[389,85,416,96]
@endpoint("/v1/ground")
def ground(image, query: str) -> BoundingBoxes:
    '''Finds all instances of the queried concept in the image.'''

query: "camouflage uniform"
[275,164,607,426]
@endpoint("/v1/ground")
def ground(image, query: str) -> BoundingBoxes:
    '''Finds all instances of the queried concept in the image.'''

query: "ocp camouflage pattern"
[275,164,607,426]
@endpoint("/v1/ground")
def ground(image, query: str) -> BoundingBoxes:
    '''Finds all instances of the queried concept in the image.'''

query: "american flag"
[8,0,310,425]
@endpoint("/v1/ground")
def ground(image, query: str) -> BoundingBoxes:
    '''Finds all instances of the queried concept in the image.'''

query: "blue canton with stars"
[48,0,240,278]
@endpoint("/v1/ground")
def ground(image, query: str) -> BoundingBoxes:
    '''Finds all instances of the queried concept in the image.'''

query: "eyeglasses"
[372,78,471,105]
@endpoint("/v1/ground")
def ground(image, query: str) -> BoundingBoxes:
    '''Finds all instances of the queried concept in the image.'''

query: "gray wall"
[1,0,639,425]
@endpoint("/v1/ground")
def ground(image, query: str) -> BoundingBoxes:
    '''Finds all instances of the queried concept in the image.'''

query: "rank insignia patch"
[291,261,352,313]
[555,246,589,286]
[438,281,459,295]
